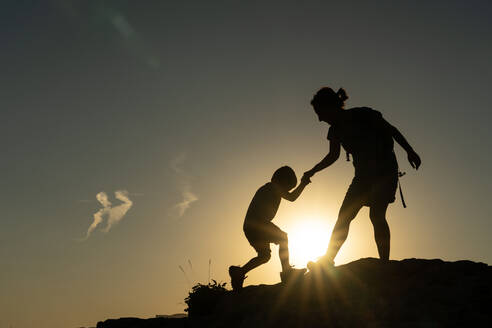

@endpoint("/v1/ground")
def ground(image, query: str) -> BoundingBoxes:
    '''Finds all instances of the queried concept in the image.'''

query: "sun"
[287,218,332,268]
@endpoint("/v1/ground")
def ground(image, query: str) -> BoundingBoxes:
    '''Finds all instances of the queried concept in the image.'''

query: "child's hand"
[301,173,312,184]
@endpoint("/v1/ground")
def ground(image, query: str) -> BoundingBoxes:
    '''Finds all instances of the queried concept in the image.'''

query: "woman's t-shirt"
[327,107,398,178]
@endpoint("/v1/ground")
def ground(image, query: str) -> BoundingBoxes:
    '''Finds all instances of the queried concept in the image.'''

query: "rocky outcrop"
[97,258,491,327]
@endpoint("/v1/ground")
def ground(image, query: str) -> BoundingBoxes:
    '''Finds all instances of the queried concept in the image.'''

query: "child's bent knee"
[257,250,271,263]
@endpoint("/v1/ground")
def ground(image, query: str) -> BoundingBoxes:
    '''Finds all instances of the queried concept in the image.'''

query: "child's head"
[271,166,297,191]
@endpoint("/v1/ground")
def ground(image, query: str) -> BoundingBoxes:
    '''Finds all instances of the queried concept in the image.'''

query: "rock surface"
[97,258,491,328]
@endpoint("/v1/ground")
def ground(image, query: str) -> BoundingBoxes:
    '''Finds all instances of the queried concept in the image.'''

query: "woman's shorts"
[343,172,398,207]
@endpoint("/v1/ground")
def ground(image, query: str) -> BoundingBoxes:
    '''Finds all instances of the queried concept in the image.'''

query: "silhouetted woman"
[304,87,421,267]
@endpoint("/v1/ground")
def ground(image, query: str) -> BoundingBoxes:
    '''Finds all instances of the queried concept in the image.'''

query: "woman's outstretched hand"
[407,150,421,170]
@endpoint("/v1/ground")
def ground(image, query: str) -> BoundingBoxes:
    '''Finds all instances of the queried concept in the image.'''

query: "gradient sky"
[1,1,491,327]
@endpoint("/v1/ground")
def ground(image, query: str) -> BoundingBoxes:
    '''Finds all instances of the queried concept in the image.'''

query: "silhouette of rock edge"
[97,258,491,328]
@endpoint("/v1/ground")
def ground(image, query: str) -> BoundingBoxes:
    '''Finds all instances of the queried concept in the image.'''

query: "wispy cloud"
[171,153,198,217]
[175,190,198,217]
[51,1,160,69]
[102,190,133,233]
[80,190,133,241]
[108,10,160,69]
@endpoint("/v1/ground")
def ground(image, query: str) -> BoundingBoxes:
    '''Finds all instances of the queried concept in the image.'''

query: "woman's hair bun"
[337,88,348,101]
[311,87,349,108]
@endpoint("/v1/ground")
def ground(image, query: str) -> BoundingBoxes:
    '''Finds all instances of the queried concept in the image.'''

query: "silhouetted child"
[229,166,311,290]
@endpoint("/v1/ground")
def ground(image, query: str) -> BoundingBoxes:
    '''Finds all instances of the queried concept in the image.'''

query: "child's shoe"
[280,267,307,283]
[229,266,246,291]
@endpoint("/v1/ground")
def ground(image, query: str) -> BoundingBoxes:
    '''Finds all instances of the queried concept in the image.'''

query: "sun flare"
[288,218,332,268]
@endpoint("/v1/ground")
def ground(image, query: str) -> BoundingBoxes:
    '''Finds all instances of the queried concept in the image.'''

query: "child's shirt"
[244,182,281,224]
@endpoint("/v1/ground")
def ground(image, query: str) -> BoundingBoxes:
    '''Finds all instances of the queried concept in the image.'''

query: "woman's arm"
[386,121,421,169]
[304,139,341,178]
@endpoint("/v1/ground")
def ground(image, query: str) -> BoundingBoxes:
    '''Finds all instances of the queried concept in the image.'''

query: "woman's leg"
[369,202,390,261]
[325,196,363,263]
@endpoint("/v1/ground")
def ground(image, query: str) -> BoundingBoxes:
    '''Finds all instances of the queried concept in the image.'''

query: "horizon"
[1,1,491,328]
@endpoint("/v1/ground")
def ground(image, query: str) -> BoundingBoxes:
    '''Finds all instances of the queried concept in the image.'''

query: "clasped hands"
[301,170,314,184]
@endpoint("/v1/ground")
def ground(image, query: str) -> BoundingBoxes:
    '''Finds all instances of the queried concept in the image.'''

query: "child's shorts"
[243,221,287,254]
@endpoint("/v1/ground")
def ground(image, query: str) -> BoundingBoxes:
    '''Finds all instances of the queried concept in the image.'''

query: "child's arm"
[278,176,311,202]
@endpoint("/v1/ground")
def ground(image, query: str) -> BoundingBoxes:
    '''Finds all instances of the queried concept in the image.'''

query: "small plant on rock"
[184,280,228,317]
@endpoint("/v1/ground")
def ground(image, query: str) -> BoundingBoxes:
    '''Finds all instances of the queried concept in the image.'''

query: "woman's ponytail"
[311,87,349,108]
[337,88,348,102]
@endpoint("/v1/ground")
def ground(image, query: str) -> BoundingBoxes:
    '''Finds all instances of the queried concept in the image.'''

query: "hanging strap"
[398,171,407,208]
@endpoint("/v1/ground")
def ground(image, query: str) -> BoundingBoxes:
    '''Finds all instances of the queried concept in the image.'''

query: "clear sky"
[1,1,491,327]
